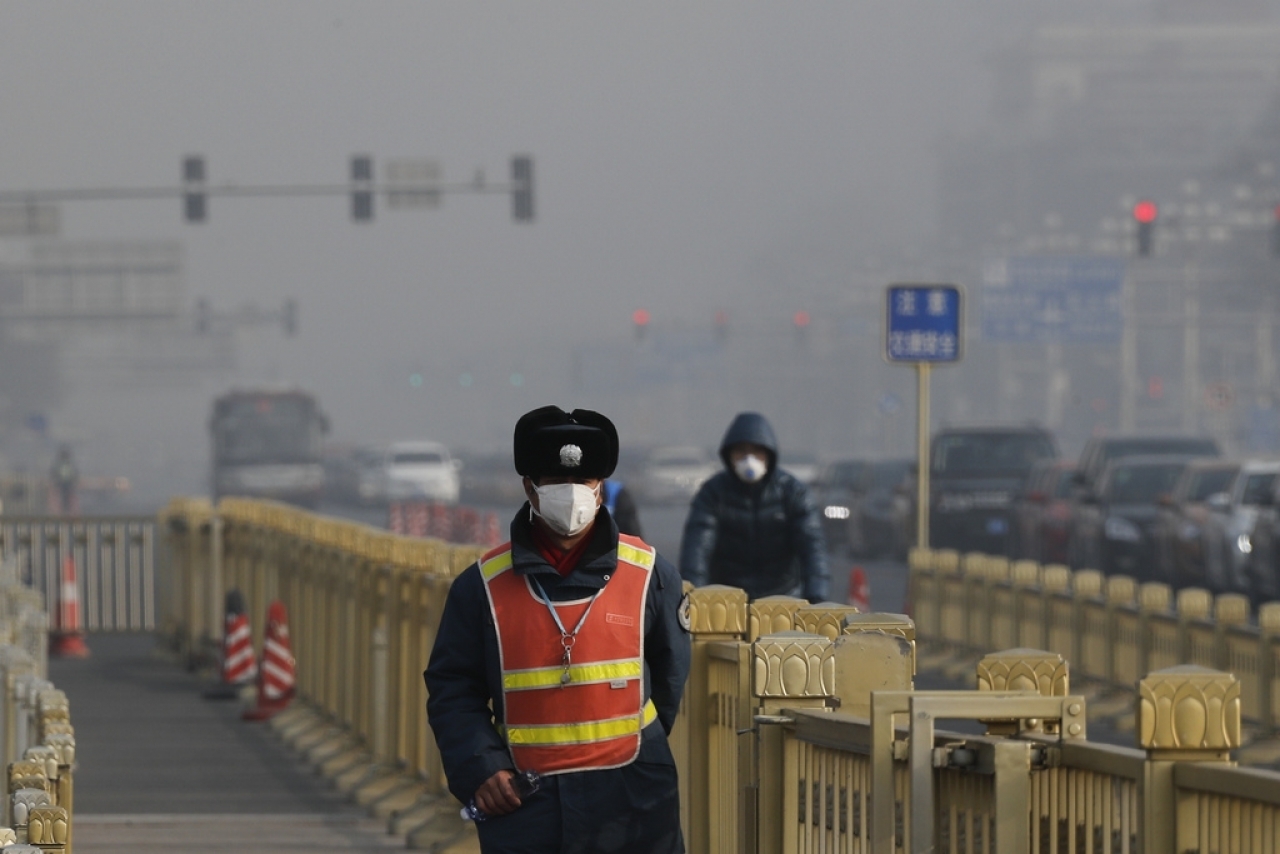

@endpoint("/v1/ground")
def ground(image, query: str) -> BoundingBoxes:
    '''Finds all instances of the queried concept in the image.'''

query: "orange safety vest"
[480,534,658,775]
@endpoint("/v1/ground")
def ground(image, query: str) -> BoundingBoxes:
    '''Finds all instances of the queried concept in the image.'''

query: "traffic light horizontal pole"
[0,182,523,203]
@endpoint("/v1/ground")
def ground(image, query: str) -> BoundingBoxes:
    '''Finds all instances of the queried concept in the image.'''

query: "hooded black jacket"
[678,413,829,601]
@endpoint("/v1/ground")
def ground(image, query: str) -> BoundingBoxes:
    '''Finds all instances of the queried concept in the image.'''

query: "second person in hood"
[678,411,829,602]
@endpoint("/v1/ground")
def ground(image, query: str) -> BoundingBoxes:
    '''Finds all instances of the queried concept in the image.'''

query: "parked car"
[379,440,462,504]
[635,446,718,505]
[1148,458,1240,592]
[1074,435,1222,497]
[812,460,868,552]
[849,459,913,560]
[928,424,1059,556]
[1241,466,1280,605]
[1069,455,1194,579]
[1213,460,1280,599]
[322,445,385,506]
[1011,459,1076,564]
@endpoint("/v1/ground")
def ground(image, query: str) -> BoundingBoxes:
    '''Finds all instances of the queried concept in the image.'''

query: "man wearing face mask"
[425,405,691,854]
[679,411,830,603]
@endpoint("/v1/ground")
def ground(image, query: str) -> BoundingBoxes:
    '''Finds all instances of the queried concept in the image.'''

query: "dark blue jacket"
[425,506,691,853]
[679,412,829,602]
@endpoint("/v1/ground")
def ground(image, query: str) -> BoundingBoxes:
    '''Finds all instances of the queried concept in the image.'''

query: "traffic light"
[351,155,374,222]
[632,308,650,341]
[512,155,534,222]
[1133,199,1157,256]
[183,156,206,222]
[793,310,811,343]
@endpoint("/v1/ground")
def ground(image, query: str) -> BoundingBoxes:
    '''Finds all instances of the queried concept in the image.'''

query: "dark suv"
[928,425,1059,556]
[1074,435,1221,497]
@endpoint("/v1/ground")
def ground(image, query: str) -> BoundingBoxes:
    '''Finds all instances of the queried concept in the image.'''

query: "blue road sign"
[885,284,963,363]
[981,256,1124,343]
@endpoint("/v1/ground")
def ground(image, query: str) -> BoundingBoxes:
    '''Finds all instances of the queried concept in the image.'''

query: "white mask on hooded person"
[733,454,768,484]
[532,482,601,537]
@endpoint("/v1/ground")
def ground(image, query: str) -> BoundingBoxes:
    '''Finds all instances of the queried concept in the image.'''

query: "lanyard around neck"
[530,575,600,641]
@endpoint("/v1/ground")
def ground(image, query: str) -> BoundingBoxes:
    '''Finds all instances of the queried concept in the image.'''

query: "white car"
[637,446,719,505]
[380,441,461,504]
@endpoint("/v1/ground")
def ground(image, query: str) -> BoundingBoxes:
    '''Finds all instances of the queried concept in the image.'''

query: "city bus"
[209,388,328,508]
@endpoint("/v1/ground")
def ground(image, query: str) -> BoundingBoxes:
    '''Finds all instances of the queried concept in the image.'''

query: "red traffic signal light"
[1132,199,1158,224]
[792,310,811,328]
[1133,200,1157,256]
[632,308,650,341]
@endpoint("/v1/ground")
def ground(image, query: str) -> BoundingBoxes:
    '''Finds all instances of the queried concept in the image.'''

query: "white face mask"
[532,483,600,537]
[733,454,768,484]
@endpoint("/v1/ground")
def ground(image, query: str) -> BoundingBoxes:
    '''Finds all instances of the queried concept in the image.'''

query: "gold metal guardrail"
[160,499,1280,853]
[0,516,158,633]
[908,546,1280,751]
[0,557,77,853]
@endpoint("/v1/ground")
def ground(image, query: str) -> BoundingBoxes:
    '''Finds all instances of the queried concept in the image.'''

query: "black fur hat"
[514,406,619,480]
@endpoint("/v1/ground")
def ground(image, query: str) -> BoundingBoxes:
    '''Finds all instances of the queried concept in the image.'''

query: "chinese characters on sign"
[885,284,963,363]
[980,257,1123,344]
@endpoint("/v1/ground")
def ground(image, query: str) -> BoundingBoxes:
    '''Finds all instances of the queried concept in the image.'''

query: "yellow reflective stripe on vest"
[617,541,655,570]
[504,699,659,746]
[480,550,513,581]
[502,659,643,691]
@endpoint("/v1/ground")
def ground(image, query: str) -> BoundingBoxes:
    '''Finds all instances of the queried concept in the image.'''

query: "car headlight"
[1237,533,1253,555]
[1104,516,1142,543]
[824,505,851,520]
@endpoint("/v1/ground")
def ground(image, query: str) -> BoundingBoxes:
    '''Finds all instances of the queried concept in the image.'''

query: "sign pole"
[884,283,962,555]
[916,362,931,550]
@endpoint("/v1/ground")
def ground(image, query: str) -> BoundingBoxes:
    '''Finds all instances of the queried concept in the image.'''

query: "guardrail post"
[678,584,747,854]
[1138,582,1173,676]
[1010,560,1044,650]
[25,803,67,853]
[1137,665,1240,854]
[1104,576,1137,687]
[976,648,1070,735]
[370,625,389,761]
[905,548,935,633]
[0,650,34,775]
[752,631,834,854]
[1260,603,1280,737]
[836,614,915,719]
[1175,587,1213,666]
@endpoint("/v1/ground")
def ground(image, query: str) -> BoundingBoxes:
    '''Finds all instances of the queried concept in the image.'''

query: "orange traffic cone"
[50,555,89,658]
[242,600,296,721]
[204,589,257,700]
[848,566,871,612]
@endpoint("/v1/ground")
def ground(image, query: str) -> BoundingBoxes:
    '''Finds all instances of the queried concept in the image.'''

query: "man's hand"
[472,770,525,817]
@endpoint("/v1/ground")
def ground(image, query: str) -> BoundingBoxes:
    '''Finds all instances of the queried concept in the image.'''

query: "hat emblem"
[559,444,583,468]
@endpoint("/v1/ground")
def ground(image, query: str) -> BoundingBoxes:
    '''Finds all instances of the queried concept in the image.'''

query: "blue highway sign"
[885,284,963,363]
[981,256,1123,343]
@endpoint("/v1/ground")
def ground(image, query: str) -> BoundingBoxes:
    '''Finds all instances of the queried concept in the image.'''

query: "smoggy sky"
[0,1,1162,492]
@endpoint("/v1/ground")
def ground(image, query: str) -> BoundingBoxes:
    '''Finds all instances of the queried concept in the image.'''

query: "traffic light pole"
[0,180,523,204]
[0,153,534,223]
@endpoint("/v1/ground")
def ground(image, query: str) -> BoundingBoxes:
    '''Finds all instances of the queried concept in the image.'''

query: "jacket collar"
[509,503,620,588]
